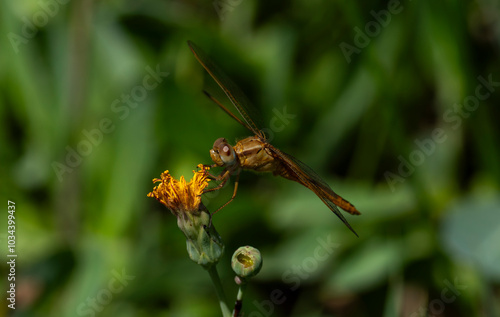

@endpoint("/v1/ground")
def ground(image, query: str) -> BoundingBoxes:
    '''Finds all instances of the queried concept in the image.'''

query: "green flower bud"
[180,204,224,268]
[231,246,262,279]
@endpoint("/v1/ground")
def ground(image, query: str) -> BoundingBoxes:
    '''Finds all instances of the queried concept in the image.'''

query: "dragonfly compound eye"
[219,142,233,158]
[215,139,231,156]
[219,143,236,165]
[213,138,227,151]
[221,145,231,155]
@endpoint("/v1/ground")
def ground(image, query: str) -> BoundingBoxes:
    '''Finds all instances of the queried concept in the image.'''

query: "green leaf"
[326,238,402,294]
[441,194,500,281]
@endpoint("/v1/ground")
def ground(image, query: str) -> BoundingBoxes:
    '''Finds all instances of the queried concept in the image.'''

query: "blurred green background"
[1,0,500,316]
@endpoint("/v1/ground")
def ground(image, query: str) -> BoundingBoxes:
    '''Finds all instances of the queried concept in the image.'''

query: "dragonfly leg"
[203,163,219,169]
[203,164,220,180]
[203,169,231,193]
[211,169,240,216]
[206,172,220,181]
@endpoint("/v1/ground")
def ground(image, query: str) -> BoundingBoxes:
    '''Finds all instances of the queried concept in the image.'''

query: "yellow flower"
[147,164,224,268]
[147,164,211,216]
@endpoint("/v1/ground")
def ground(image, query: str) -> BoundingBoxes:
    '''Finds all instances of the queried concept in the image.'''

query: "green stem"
[233,282,247,317]
[207,265,231,317]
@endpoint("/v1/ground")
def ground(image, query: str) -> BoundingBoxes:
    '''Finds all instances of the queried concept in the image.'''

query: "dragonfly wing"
[268,146,360,236]
[188,41,265,138]
[202,90,253,132]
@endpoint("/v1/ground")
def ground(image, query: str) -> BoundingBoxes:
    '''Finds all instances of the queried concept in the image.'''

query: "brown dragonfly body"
[188,40,361,236]
[212,135,359,214]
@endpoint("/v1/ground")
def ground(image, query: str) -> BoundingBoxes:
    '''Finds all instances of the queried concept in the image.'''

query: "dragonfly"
[187,40,361,236]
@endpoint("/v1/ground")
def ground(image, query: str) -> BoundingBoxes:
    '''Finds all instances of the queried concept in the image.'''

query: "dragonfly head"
[210,138,237,167]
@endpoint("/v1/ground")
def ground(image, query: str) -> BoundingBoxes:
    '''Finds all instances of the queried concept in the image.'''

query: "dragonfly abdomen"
[274,161,361,216]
